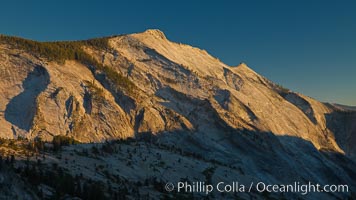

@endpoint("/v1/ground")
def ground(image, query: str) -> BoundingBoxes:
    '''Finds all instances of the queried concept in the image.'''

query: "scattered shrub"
[52,135,80,151]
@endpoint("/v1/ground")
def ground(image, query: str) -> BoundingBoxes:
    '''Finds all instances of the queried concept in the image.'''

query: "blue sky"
[1,0,355,105]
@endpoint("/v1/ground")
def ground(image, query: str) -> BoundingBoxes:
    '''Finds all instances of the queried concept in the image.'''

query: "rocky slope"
[0,30,355,199]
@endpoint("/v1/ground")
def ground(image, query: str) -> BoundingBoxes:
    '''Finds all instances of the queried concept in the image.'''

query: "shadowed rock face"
[283,92,317,124]
[0,29,355,199]
[5,65,49,133]
[325,110,356,160]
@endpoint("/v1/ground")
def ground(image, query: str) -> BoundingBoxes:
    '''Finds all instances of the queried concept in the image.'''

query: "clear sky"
[1,0,355,105]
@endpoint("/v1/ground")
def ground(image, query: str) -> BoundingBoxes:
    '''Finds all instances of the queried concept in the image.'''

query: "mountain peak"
[236,62,249,68]
[235,62,255,73]
[141,29,167,40]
